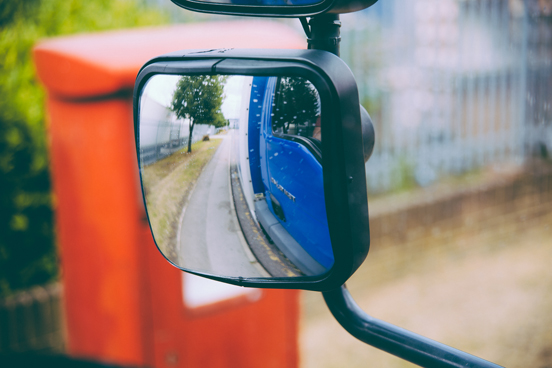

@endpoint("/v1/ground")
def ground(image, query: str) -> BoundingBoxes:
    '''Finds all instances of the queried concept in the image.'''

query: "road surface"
[177,132,268,278]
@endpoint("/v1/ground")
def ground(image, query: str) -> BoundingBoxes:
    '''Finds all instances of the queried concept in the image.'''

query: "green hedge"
[0,0,170,297]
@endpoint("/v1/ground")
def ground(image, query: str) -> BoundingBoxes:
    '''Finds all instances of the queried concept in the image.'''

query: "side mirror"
[169,0,378,18]
[134,49,370,291]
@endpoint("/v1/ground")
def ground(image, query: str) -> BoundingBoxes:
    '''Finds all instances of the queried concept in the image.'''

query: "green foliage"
[0,0,169,297]
[272,77,320,137]
[171,75,227,152]
[212,112,228,128]
[0,114,56,296]
[390,158,417,194]
[369,157,417,197]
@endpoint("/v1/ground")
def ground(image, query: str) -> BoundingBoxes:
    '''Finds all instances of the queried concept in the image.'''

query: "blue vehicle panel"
[247,77,269,195]
[258,77,278,194]
[252,76,334,270]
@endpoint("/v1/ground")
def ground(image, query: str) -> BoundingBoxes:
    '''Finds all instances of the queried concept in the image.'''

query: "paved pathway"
[178,132,266,278]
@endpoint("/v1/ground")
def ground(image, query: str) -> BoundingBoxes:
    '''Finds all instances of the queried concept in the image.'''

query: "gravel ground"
[300,213,552,368]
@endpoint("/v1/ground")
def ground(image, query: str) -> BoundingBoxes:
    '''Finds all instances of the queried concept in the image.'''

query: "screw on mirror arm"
[300,14,341,56]
[322,285,504,368]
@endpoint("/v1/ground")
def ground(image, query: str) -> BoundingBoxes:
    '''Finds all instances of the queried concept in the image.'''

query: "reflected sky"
[142,75,250,121]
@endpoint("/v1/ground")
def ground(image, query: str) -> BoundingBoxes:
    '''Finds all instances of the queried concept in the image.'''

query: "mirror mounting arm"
[302,14,341,56]
[300,17,311,39]
[322,285,504,368]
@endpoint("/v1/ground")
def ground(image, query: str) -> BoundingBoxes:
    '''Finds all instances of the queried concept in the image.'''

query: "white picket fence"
[341,0,551,193]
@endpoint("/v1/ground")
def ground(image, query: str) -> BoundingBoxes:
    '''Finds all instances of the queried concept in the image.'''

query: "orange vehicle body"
[34,21,304,368]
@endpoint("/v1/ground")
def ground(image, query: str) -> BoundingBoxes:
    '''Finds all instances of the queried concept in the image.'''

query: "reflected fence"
[139,92,224,165]
[139,120,221,165]
[341,0,552,193]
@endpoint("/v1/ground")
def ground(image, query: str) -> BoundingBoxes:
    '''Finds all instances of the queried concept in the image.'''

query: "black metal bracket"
[300,14,341,56]
[322,285,504,368]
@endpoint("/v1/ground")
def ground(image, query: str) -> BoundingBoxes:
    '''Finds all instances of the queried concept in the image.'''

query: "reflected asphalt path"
[178,132,266,277]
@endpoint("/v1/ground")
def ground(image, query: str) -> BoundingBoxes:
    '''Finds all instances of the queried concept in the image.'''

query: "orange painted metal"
[34,21,305,99]
[143,225,300,368]
[35,21,302,368]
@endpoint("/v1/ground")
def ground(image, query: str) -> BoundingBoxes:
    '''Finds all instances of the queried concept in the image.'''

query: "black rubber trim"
[133,49,369,291]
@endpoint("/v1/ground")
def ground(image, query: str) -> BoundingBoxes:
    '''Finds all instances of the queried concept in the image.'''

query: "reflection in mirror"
[139,74,333,279]
[190,0,323,6]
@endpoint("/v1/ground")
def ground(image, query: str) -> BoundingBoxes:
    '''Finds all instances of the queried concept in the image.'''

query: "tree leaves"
[171,75,227,152]
[0,0,169,296]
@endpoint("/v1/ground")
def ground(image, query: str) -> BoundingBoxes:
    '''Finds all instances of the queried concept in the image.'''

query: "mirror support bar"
[322,285,504,368]
[304,14,341,56]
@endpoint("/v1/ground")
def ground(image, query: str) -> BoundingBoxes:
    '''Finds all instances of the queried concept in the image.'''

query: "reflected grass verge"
[141,139,222,261]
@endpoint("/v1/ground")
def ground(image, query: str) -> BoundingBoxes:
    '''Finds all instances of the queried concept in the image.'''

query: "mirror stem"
[305,14,341,56]
[322,285,504,368]
[300,17,311,39]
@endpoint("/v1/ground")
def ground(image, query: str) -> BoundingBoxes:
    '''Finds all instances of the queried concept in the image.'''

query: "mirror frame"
[169,0,378,17]
[133,49,370,291]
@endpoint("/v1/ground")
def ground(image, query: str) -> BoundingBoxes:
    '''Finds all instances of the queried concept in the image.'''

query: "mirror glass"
[188,0,323,6]
[138,73,333,278]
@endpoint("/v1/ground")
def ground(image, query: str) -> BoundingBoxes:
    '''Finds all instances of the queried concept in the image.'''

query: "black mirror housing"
[170,0,378,18]
[134,49,370,291]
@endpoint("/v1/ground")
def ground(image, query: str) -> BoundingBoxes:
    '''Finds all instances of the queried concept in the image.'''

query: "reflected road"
[177,132,268,277]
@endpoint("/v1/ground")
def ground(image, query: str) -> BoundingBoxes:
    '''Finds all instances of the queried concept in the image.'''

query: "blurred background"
[0,0,169,355]
[0,0,550,367]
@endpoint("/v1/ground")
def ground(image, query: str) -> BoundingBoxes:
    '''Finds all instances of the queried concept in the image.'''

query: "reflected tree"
[171,75,227,153]
[273,77,320,137]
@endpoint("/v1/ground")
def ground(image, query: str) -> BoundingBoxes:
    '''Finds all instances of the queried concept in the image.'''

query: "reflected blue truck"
[245,76,334,275]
